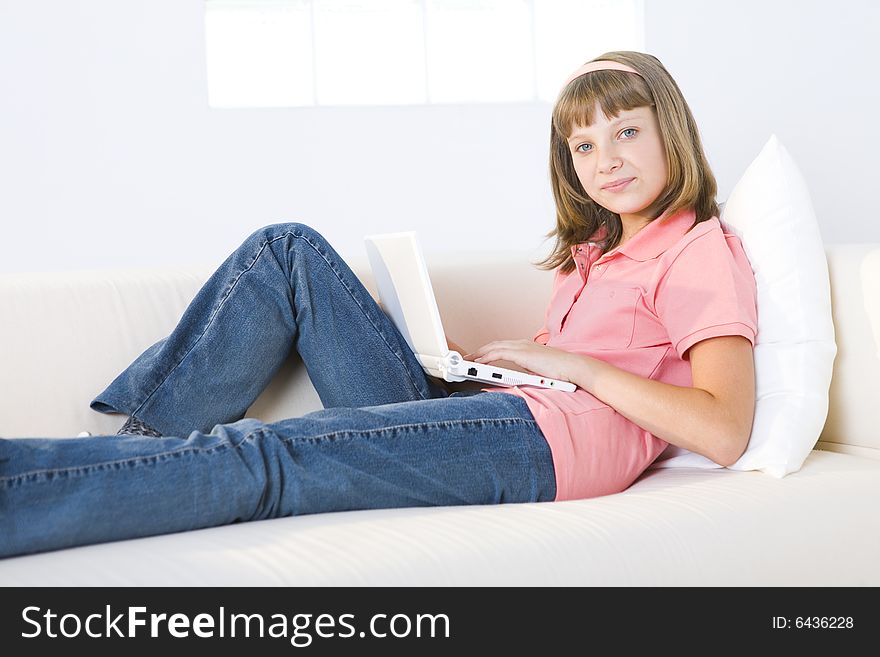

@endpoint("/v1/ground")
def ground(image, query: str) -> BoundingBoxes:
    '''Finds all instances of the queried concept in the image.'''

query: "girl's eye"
[573,127,638,154]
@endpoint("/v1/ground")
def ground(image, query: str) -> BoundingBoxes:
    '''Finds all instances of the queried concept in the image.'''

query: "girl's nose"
[596,141,623,174]
[598,154,623,175]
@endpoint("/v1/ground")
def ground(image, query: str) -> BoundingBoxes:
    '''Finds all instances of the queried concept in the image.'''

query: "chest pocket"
[560,284,642,350]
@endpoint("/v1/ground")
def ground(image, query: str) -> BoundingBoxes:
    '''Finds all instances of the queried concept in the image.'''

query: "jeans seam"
[1,430,256,488]
[130,226,434,421]
[271,416,540,447]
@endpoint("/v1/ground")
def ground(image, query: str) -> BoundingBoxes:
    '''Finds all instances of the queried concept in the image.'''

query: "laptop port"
[492,373,503,379]
[468,367,478,376]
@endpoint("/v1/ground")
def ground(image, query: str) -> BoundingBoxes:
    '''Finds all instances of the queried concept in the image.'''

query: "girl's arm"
[466,334,755,466]
[568,335,755,466]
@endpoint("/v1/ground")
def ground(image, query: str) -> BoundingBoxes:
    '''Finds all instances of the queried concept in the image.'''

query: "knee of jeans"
[256,222,326,246]
[243,223,331,269]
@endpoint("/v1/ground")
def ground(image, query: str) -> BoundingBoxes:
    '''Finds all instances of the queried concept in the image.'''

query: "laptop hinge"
[416,351,467,382]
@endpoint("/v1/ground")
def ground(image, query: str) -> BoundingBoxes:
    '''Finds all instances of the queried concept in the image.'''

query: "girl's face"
[567,103,668,231]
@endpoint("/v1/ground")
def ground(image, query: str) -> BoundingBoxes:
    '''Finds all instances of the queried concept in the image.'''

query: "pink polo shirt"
[481,207,758,501]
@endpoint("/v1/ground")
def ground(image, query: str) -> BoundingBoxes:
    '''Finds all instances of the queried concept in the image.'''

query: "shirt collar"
[571,207,698,262]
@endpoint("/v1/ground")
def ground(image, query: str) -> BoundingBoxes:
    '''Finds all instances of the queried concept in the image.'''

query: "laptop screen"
[364,231,449,359]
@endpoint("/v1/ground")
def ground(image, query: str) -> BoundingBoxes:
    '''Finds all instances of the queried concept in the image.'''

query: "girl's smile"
[601,177,635,192]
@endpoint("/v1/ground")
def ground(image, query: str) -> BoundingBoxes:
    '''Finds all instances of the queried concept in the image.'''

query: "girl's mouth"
[602,178,635,192]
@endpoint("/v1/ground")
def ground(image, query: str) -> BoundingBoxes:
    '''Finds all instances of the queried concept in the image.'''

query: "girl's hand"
[465,339,577,383]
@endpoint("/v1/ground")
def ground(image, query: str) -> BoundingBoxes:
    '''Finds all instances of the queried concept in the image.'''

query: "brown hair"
[534,51,719,274]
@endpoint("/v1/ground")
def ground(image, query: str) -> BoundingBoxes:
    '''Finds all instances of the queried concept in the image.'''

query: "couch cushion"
[818,245,880,454]
[0,449,876,586]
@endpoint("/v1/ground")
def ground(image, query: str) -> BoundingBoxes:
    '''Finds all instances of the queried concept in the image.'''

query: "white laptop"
[364,231,577,392]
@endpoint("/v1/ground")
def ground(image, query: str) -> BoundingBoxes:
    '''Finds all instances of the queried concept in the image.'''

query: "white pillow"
[649,134,837,476]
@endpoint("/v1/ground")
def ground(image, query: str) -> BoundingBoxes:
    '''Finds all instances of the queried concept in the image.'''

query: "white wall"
[645,0,880,242]
[1,0,878,274]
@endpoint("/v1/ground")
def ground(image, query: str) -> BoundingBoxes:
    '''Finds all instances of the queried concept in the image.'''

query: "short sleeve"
[654,229,757,360]
[532,267,565,345]
[532,327,551,345]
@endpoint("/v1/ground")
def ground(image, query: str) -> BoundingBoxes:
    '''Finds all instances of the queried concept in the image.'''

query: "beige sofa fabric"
[818,245,880,454]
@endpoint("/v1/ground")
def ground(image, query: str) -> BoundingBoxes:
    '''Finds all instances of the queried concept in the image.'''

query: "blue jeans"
[0,223,556,558]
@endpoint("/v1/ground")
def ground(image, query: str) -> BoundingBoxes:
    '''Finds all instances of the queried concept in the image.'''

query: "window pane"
[206,0,314,108]
[314,0,425,106]
[534,0,645,103]
[426,0,534,103]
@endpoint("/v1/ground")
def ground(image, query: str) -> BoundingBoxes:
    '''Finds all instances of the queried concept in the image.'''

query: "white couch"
[1,245,879,586]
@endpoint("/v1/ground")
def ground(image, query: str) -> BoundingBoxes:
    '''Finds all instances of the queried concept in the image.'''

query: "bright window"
[205,0,645,107]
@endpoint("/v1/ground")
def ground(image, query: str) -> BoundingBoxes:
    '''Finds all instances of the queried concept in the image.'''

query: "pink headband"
[561,60,643,90]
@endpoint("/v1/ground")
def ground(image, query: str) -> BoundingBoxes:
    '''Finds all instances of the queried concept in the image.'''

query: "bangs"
[552,70,654,140]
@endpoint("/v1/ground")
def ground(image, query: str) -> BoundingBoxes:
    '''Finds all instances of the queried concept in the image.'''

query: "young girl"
[0,51,757,559]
